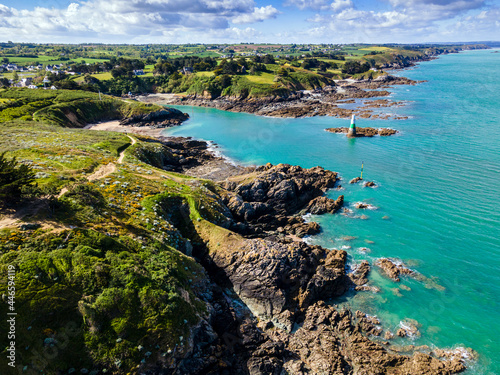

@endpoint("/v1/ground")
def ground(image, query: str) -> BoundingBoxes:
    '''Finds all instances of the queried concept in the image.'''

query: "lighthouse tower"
[347,114,357,138]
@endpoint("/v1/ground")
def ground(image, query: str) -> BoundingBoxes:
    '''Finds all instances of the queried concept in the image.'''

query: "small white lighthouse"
[347,114,357,138]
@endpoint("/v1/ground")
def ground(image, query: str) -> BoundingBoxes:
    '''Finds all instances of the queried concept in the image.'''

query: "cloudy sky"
[0,0,498,44]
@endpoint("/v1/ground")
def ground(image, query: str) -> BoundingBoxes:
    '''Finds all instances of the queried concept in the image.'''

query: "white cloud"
[232,5,280,24]
[0,0,277,42]
[301,0,491,43]
[0,0,496,43]
[285,0,331,11]
[330,0,353,12]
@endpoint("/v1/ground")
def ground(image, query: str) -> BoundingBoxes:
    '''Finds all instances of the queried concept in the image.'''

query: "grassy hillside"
[0,88,164,127]
[0,117,228,373]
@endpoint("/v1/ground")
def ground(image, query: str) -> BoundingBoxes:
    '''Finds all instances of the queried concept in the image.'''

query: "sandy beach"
[84,120,165,137]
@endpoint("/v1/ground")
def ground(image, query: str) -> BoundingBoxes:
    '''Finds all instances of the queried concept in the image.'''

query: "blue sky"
[0,0,498,44]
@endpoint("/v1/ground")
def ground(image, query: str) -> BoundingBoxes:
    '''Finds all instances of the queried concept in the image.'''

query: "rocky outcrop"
[221,163,339,236]
[376,258,416,282]
[139,78,413,120]
[303,195,344,214]
[397,319,422,338]
[356,310,383,336]
[349,260,371,287]
[277,302,468,375]
[120,107,189,127]
[350,176,363,184]
[326,126,398,137]
[132,137,471,374]
[198,230,348,330]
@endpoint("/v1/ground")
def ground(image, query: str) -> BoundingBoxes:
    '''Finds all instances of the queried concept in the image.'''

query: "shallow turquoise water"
[164,49,500,374]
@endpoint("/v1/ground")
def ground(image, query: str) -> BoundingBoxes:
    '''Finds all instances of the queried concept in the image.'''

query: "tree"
[0,78,10,88]
[341,61,371,75]
[12,71,19,82]
[263,54,275,64]
[0,152,37,207]
[277,67,289,77]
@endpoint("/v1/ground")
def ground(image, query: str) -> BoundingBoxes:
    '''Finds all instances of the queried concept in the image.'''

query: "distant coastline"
[137,45,487,121]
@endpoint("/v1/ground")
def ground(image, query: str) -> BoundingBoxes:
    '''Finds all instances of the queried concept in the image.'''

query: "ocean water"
[164,49,500,374]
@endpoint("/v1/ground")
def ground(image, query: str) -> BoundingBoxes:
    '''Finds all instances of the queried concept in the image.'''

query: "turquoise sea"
[164,49,500,374]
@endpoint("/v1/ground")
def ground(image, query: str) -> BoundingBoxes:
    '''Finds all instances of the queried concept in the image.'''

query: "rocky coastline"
[120,106,190,128]
[105,128,475,374]
[138,75,417,121]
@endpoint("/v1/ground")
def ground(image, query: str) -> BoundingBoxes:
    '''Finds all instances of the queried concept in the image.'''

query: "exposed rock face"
[350,176,363,184]
[221,163,339,236]
[277,302,467,375]
[304,195,344,215]
[356,310,383,336]
[200,234,348,330]
[349,260,371,287]
[120,107,189,127]
[376,258,416,282]
[326,126,398,137]
[224,163,338,215]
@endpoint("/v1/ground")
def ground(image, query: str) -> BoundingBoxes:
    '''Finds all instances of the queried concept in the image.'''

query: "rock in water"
[304,195,344,214]
[326,127,398,137]
[376,258,415,282]
[349,176,363,184]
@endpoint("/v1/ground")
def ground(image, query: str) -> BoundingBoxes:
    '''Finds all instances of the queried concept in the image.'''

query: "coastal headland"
[0,46,486,374]
[138,75,415,121]
[0,91,473,373]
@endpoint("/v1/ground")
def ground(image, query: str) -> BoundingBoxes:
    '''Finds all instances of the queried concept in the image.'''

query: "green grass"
[0,88,163,126]
[195,71,215,78]
[359,46,395,52]
[0,125,223,373]
[245,72,275,85]
[73,72,113,82]
[0,126,221,375]
[3,56,110,66]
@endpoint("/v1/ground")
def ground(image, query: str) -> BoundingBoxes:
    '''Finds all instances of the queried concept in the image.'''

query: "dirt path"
[117,135,136,164]
[0,135,137,229]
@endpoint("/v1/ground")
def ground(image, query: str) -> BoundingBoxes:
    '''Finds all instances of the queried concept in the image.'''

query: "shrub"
[63,184,107,208]
[0,152,36,206]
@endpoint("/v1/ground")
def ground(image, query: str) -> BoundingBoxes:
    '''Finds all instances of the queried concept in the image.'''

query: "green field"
[245,72,276,85]
[195,71,215,78]
[3,56,110,66]
[360,47,395,52]
[73,72,113,82]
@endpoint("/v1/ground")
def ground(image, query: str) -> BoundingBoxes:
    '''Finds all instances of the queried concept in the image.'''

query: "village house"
[20,77,33,87]
[181,67,194,75]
